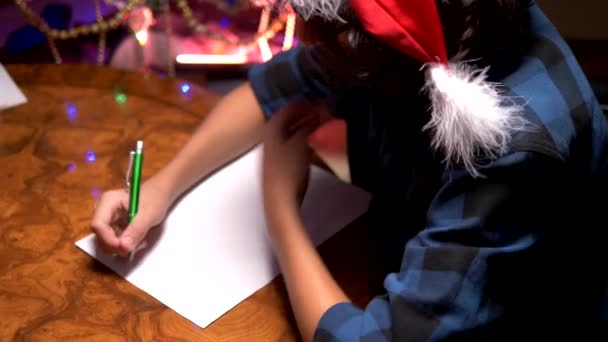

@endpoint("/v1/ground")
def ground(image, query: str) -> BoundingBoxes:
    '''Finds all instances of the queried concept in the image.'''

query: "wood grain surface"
[0,64,379,341]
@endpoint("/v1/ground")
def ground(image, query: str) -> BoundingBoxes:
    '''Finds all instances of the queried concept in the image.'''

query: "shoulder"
[247,45,331,117]
[498,3,606,172]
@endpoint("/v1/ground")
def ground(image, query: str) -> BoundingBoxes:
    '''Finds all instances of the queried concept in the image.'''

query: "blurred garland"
[163,0,175,77]
[14,0,289,66]
[176,0,287,45]
[15,0,139,40]
[94,0,107,65]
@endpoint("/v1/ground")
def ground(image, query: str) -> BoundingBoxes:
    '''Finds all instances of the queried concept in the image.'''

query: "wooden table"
[0,64,379,341]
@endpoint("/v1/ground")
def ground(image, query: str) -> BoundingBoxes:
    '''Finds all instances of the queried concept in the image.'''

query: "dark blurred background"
[0,0,296,93]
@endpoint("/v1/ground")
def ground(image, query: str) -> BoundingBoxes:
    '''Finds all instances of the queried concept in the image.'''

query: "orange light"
[135,30,149,46]
[257,37,273,62]
[257,7,270,34]
[282,13,296,51]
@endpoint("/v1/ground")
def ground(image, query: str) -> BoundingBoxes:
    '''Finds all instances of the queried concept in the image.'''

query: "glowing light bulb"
[135,30,149,46]
[86,151,96,163]
[115,93,127,104]
[91,187,101,199]
[181,83,191,94]
[66,104,77,121]
[257,37,273,62]
[128,6,154,46]
[282,12,296,51]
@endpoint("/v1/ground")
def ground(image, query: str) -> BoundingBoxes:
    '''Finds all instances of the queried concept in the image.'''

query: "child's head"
[281,0,534,176]
[288,0,531,84]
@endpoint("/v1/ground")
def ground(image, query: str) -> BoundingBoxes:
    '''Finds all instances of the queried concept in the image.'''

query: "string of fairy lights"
[13,0,297,70]
[94,0,107,65]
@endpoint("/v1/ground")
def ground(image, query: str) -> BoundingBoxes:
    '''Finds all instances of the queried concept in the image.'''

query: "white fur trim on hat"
[285,0,344,21]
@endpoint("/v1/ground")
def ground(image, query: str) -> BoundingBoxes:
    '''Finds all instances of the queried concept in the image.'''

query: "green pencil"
[128,140,143,261]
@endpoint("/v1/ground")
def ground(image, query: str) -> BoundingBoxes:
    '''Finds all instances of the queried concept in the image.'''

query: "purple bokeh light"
[86,151,96,163]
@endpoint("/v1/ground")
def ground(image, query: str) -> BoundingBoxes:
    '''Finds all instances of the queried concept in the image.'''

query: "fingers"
[91,222,121,252]
[135,240,148,252]
[117,213,152,255]
[122,239,148,259]
[90,190,124,253]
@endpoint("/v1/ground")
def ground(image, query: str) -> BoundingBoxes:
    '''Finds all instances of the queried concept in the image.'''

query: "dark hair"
[298,0,532,86]
[439,0,532,66]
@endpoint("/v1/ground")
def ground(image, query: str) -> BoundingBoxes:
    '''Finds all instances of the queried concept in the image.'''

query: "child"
[91,0,608,340]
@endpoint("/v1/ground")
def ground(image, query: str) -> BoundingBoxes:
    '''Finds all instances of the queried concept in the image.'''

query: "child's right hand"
[90,180,172,257]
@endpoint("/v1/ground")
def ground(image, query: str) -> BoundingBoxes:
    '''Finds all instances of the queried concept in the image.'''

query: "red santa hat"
[290,0,528,177]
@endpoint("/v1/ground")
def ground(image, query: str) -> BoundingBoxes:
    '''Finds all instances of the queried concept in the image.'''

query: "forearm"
[266,204,350,342]
[152,82,266,201]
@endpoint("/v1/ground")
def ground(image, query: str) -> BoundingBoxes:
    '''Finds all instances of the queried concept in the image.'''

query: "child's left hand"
[261,103,351,342]
[262,103,321,215]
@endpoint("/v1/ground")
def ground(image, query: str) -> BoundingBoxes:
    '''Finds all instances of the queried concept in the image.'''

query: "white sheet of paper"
[75,146,370,328]
[0,64,27,110]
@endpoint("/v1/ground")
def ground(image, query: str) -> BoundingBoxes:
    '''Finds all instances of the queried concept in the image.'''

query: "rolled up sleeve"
[314,151,568,341]
[248,45,330,118]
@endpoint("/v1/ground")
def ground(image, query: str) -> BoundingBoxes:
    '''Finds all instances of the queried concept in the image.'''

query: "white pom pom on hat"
[423,63,528,177]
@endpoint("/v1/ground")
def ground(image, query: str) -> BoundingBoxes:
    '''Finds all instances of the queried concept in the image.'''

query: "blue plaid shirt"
[249,3,608,340]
